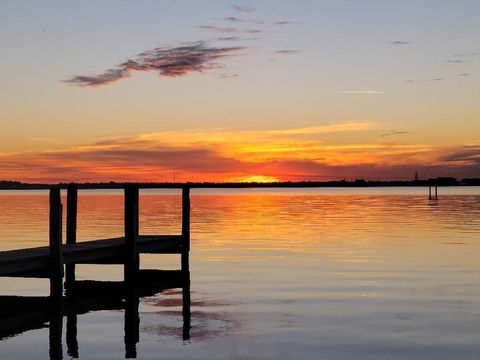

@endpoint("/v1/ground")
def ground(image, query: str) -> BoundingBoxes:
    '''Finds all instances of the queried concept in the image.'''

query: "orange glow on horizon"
[0,124,478,183]
[229,175,280,183]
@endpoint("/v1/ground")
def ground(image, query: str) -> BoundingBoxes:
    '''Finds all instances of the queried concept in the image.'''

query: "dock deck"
[0,235,183,277]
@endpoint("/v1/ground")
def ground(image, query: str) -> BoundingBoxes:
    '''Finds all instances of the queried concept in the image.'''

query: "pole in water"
[428,186,432,200]
[435,186,438,200]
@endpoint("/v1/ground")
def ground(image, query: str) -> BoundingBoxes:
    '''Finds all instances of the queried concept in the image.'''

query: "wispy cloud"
[275,49,301,55]
[65,68,129,87]
[274,21,294,26]
[199,25,263,34]
[198,25,237,33]
[224,16,245,23]
[216,36,261,42]
[446,59,467,64]
[244,29,263,34]
[335,90,384,94]
[457,73,470,76]
[439,145,480,166]
[380,131,410,138]
[266,122,375,136]
[453,51,479,58]
[390,40,410,45]
[216,36,241,41]
[219,16,263,25]
[406,78,443,83]
[63,42,244,87]
[218,73,239,79]
[232,5,255,13]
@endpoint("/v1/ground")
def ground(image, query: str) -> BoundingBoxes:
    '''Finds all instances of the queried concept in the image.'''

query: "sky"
[0,0,479,183]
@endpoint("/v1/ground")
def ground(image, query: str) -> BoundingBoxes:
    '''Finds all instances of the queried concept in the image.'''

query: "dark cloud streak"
[198,25,237,33]
[216,36,261,42]
[199,25,263,34]
[225,16,245,23]
[244,29,263,34]
[232,5,255,13]
[380,131,410,138]
[407,78,443,83]
[454,52,479,58]
[439,146,480,165]
[276,49,301,55]
[64,42,244,87]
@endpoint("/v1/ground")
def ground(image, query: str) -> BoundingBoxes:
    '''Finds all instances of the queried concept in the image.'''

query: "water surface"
[0,187,479,359]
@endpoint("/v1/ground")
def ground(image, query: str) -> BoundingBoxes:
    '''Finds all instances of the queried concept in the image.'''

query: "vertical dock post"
[65,187,78,358]
[428,185,432,200]
[435,186,438,200]
[49,187,64,300]
[66,184,78,288]
[124,184,140,282]
[124,185,140,358]
[181,186,191,339]
[181,186,190,271]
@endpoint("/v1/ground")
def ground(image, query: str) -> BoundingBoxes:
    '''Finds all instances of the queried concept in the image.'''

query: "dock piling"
[181,186,191,339]
[124,185,140,283]
[66,184,78,287]
[428,184,439,200]
[49,187,64,300]
[181,186,190,271]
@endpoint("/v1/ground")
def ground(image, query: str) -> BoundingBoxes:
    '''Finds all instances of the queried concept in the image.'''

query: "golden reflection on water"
[0,191,479,257]
[0,190,479,286]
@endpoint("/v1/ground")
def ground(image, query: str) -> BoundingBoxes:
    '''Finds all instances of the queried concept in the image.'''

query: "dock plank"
[0,235,182,277]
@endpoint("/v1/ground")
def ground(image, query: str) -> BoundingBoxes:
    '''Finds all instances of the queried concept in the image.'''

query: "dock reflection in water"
[0,268,191,359]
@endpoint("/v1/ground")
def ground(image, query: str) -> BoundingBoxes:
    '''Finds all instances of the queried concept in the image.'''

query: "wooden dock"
[0,184,192,357]
[0,184,191,298]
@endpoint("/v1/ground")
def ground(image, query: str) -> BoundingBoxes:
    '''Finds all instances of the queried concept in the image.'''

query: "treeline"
[1,177,480,190]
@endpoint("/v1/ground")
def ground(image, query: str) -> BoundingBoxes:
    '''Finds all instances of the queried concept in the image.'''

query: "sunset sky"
[0,0,479,182]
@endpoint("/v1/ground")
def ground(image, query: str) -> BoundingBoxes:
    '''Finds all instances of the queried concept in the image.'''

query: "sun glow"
[232,175,280,183]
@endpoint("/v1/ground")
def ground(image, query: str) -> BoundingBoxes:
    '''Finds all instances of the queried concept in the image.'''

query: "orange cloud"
[0,124,478,183]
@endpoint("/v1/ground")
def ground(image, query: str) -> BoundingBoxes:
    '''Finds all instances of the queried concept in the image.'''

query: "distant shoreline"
[1,177,479,190]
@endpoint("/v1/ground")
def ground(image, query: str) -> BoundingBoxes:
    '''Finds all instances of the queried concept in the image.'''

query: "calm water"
[0,187,480,359]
